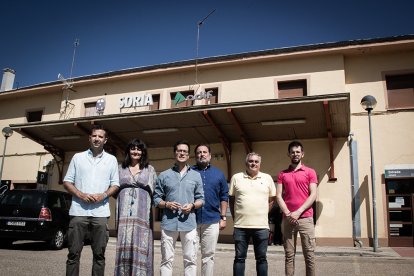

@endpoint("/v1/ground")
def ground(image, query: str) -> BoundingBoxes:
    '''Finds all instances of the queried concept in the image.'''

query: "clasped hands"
[286,210,301,225]
[79,192,107,203]
[166,201,193,215]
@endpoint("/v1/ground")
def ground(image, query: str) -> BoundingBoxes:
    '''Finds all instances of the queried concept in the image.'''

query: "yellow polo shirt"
[229,171,276,229]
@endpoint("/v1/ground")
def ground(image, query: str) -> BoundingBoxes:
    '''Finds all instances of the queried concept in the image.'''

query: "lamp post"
[0,127,13,183]
[360,95,378,252]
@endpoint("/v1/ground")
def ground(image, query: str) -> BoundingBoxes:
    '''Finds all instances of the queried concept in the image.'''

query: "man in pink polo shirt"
[276,141,318,276]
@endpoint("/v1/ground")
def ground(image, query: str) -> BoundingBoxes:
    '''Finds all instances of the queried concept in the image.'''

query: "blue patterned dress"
[114,165,157,276]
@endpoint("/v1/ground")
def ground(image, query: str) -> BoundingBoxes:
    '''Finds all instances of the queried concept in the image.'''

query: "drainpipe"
[349,133,363,247]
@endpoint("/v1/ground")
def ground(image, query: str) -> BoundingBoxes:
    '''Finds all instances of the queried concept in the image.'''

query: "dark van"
[0,189,71,250]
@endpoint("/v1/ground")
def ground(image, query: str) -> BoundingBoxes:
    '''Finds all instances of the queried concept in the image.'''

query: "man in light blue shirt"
[154,140,204,276]
[63,125,119,276]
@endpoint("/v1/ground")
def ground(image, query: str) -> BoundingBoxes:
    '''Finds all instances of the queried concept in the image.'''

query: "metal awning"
[10,93,350,182]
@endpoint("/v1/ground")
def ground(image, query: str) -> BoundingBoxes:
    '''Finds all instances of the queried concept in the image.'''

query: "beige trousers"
[282,217,316,276]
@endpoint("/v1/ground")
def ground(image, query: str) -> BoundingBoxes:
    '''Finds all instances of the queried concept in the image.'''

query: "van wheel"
[49,229,65,250]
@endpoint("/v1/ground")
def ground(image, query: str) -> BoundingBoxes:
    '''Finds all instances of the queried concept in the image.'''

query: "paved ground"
[391,247,414,257]
[111,238,410,259]
[2,238,413,275]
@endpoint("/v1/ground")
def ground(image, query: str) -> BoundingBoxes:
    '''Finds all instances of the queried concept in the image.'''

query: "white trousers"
[196,223,220,276]
[160,228,198,276]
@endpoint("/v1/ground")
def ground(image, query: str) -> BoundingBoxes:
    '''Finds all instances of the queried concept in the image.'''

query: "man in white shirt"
[229,152,276,276]
[63,125,119,276]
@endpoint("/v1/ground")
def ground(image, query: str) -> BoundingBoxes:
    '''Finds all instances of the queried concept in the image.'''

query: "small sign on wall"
[37,171,48,185]
[385,168,414,178]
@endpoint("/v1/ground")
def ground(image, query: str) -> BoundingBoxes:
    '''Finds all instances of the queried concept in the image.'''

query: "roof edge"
[5,34,414,92]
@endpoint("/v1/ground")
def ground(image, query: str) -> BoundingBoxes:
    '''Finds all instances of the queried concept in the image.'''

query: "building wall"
[56,54,347,119]
[343,50,414,245]
[0,91,61,184]
[1,42,413,246]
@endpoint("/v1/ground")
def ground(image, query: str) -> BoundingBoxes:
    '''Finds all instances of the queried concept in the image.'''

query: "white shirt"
[64,149,119,217]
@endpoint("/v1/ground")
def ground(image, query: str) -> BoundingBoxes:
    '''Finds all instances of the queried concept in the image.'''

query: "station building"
[0,35,413,247]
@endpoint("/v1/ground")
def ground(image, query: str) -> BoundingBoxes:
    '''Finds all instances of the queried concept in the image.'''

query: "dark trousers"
[66,216,109,276]
[233,227,269,276]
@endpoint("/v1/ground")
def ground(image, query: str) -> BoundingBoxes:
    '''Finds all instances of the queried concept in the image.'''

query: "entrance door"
[386,178,414,247]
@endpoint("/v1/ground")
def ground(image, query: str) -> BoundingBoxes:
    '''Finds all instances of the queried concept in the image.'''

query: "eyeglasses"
[175,149,189,154]
[248,160,260,164]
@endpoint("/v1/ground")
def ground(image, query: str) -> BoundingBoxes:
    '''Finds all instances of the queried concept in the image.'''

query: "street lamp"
[360,95,378,252]
[0,127,13,183]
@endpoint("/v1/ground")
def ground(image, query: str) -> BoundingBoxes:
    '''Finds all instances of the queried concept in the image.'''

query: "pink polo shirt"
[277,164,318,218]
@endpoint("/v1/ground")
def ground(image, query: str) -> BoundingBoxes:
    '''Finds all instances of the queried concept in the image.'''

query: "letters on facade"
[119,94,154,109]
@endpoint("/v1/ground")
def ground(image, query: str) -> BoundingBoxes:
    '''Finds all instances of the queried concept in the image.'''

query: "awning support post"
[323,100,337,181]
[226,108,252,154]
[202,110,232,180]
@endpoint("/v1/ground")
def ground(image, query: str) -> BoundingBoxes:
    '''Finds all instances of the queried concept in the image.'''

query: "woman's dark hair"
[122,138,149,169]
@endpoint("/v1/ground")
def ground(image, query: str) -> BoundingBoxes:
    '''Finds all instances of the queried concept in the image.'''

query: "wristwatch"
[220,216,227,221]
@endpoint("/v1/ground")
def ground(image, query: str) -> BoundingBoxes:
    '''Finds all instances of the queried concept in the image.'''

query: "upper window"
[84,102,98,117]
[203,88,218,105]
[276,80,307,99]
[26,110,43,122]
[170,90,194,108]
[150,94,160,111]
[386,73,414,109]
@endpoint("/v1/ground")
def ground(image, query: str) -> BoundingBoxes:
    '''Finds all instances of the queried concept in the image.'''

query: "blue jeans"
[233,228,269,276]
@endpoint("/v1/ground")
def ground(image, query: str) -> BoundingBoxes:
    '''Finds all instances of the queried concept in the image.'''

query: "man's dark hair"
[194,144,211,154]
[288,140,304,152]
[173,140,190,153]
[122,138,149,169]
[90,124,108,137]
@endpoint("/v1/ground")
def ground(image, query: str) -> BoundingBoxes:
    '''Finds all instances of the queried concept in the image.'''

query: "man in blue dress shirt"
[154,140,204,276]
[192,144,229,276]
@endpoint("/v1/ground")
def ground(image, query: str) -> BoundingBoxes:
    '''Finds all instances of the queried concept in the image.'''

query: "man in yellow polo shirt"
[229,152,276,276]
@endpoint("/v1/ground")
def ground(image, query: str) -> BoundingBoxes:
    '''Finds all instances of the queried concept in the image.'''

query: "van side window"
[48,194,62,208]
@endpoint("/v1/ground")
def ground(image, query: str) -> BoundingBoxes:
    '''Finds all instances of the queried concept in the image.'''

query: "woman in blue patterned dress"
[114,138,157,276]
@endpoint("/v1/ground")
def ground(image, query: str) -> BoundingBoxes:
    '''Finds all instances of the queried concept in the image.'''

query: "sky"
[1,0,413,89]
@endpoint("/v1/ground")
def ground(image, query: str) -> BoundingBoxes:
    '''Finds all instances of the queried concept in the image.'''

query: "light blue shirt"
[154,165,204,231]
[64,149,119,217]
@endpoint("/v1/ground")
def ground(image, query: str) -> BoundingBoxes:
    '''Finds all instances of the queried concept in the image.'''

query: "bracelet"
[191,203,195,210]
[102,192,108,200]
[165,201,169,209]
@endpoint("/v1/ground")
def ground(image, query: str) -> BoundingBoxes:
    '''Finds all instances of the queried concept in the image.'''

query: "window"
[150,94,160,111]
[170,90,194,108]
[84,102,98,116]
[204,87,218,105]
[26,110,43,122]
[276,80,307,99]
[48,194,62,208]
[386,73,414,109]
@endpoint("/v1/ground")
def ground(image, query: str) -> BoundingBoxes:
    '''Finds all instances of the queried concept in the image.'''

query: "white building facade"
[1,35,413,246]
